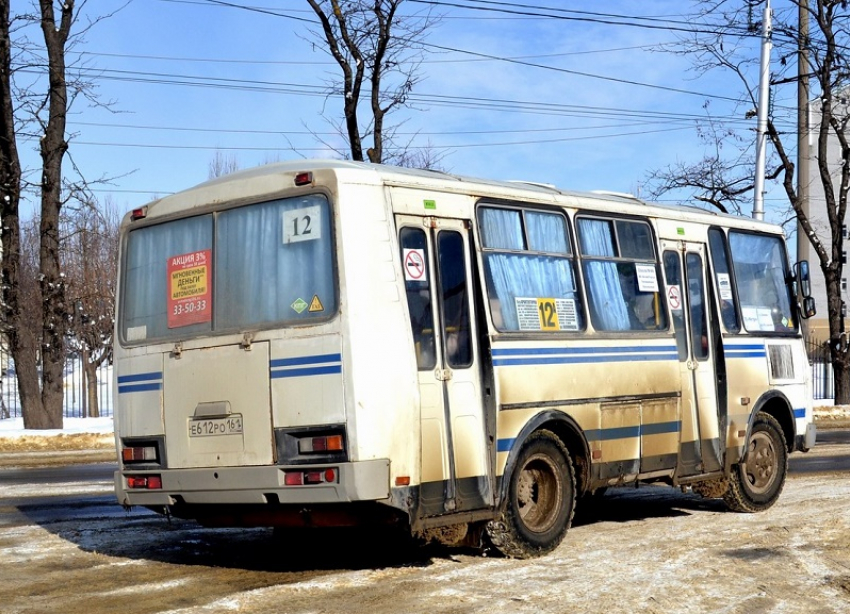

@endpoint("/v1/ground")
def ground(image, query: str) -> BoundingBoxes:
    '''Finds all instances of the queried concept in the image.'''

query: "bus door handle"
[435,368,453,381]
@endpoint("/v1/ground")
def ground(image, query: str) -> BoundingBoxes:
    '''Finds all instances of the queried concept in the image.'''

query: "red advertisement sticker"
[167,249,212,328]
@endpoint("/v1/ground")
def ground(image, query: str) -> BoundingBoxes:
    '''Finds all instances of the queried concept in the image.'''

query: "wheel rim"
[515,452,563,533]
[742,430,778,495]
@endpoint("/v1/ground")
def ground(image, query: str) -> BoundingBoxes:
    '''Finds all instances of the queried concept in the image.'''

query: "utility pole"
[796,2,811,339]
[753,0,772,221]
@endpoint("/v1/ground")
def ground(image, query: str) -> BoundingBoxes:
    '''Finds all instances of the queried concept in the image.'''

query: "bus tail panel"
[162,342,274,469]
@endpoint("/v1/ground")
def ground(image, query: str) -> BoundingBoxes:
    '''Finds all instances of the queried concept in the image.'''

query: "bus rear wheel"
[724,412,788,513]
[486,430,575,558]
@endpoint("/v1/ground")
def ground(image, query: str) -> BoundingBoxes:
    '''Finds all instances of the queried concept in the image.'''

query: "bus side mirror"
[795,261,812,297]
[794,261,816,319]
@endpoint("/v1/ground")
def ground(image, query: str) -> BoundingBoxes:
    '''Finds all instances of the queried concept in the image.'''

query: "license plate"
[189,415,243,437]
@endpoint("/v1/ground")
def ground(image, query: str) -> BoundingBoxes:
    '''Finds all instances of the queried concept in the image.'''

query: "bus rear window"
[121,194,336,344]
[728,231,795,333]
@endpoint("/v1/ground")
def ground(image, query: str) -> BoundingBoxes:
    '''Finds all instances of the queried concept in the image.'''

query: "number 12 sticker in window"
[283,205,322,244]
[515,297,579,331]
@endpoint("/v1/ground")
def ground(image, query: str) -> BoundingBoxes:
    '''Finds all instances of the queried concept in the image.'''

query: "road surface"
[0,431,847,614]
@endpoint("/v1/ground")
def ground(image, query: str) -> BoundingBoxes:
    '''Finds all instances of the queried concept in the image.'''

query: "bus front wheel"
[486,430,576,558]
[724,412,788,513]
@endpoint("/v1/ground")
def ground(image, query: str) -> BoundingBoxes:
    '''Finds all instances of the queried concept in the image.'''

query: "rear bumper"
[115,459,390,507]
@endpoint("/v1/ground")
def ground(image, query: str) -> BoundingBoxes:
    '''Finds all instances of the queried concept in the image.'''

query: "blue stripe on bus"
[270,353,342,368]
[723,343,767,358]
[793,408,806,419]
[117,371,162,384]
[270,354,342,379]
[117,372,163,395]
[271,364,342,379]
[496,421,681,453]
[491,345,677,367]
[118,382,163,394]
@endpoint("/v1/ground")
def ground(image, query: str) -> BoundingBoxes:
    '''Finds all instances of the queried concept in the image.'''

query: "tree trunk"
[35,0,74,429]
[83,358,99,418]
[11,327,48,429]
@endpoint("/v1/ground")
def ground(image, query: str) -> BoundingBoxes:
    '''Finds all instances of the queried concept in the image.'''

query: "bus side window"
[400,227,437,370]
[478,205,584,332]
[577,217,667,332]
[708,228,740,332]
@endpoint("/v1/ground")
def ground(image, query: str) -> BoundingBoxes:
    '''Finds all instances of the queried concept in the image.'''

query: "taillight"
[131,207,147,220]
[284,467,337,486]
[294,171,313,186]
[122,445,157,463]
[127,475,162,489]
[298,434,344,454]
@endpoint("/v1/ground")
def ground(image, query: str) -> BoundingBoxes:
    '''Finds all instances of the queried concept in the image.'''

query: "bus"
[114,160,816,558]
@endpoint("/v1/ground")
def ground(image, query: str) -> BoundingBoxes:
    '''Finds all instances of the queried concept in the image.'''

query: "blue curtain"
[479,208,524,250]
[577,219,630,331]
[485,253,581,330]
[215,194,335,329]
[526,211,569,253]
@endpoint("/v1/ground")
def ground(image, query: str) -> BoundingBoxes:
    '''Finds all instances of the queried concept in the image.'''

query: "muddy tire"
[486,430,575,558]
[723,412,788,513]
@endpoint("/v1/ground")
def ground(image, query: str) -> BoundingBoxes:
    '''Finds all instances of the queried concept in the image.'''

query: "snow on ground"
[0,416,114,438]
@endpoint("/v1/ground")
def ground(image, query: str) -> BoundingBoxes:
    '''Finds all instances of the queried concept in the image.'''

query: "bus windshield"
[120,193,336,344]
[728,231,795,333]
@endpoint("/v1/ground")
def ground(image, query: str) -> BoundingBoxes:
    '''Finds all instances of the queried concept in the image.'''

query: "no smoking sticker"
[667,284,682,311]
[403,248,427,282]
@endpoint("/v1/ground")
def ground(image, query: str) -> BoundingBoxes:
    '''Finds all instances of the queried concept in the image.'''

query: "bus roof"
[129,159,784,235]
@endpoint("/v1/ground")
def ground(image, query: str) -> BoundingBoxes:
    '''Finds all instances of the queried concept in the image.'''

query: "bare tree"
[63,200,119,418]
[646,1,850,403]
[0,1,120,428]
[304,0,440,165]
[208,150,240,179]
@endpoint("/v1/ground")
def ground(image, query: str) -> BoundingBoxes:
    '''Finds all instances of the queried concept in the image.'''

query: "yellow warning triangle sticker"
[308,295,324,312]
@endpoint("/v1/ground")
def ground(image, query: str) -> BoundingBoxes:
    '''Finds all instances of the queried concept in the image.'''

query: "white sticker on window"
[283,205,322,244]
[758,308,775,331]
[516,298,541,330]
[126,325,147,341]
[635,264,659,292]
[742,307,761,331]
[555,298,579,331]
[717,273,733,300]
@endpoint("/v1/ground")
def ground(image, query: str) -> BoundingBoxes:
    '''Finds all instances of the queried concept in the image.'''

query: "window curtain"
[526,211,569,253]
[577,219,630,331]
[215,194,335,329]
[479,208,524,249]
[484,253,580,330]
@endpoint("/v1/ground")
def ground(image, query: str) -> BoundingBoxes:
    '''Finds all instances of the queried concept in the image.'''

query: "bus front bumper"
[115,459,390,508]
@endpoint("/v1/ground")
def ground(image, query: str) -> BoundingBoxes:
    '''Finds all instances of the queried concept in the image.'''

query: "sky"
[11,0,802,222]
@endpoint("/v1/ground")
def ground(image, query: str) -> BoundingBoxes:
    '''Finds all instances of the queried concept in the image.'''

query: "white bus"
[114,160,816,558]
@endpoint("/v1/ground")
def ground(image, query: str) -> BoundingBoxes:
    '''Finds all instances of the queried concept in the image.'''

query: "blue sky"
[14,1,795,217]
